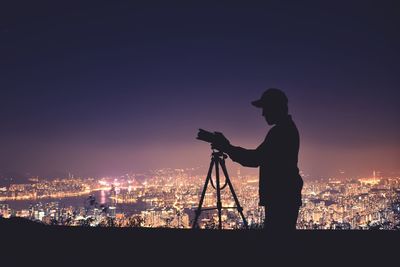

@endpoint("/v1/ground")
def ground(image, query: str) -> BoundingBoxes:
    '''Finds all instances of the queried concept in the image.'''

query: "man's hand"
[211,132,231,152]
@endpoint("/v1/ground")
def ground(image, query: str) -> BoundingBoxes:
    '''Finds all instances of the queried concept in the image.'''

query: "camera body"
[196,129,218,143]
[197,129,230,153]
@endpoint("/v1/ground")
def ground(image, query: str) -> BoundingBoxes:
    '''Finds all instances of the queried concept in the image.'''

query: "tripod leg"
[192,159,215,229]
[220,159,249,229]
[215,158,223,230]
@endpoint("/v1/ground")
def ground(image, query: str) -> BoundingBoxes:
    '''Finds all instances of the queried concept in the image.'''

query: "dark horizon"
[1,1,399,179]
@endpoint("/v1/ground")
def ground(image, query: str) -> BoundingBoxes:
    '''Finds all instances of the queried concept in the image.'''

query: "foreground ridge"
[0,217,398,266]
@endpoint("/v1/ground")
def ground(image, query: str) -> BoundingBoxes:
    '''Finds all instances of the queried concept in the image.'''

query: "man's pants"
[264,204,300,231]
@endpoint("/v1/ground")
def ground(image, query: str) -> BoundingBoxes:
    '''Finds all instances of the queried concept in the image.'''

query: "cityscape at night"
[1,0,399,236]
[1,168,400,230]
[1,1,399,264]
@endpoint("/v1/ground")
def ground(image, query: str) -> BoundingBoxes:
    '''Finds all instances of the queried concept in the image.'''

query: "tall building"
[109,206,116,218]
[109,185,117,218]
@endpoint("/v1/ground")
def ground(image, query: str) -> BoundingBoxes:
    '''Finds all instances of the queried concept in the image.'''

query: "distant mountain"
[0,170,72,186]
[0,172,30,186]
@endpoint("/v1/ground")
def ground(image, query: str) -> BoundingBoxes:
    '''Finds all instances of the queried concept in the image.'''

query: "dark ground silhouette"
[0,217,398,266]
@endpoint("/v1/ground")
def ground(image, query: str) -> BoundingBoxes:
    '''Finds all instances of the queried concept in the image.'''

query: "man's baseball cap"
[251,88,288,108]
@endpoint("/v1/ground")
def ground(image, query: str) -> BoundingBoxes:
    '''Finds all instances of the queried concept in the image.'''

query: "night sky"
[1,1,399,179]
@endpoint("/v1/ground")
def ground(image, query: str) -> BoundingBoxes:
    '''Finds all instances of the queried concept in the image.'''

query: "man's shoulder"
[264,126,279,143]
[265,125,277,137]
[265,121,299,141]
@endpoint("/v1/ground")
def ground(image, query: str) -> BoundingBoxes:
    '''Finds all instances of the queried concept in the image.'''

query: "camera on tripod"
[193,128,248,229]
[196,129,224,144]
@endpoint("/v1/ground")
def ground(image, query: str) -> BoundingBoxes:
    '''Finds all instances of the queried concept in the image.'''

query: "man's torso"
[258,115,303,206]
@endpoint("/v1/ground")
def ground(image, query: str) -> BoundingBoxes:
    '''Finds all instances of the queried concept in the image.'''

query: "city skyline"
[1,1,399,179]
[1,167,399,230]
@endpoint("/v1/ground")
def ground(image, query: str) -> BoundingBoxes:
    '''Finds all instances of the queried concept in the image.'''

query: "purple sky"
[0,1,399,179]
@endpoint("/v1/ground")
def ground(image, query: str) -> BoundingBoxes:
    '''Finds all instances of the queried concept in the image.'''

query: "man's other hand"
[211,132,231,152]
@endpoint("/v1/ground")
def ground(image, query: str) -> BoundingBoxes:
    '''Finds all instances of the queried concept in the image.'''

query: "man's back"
[258,115,303,207]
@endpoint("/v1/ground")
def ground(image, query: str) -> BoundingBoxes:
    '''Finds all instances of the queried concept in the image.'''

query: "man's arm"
[225,144,262,168]
[210,132,263,168]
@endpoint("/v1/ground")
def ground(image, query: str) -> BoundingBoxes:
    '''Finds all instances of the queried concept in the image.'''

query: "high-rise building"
[109,207,116,218]
[109,185,117,218]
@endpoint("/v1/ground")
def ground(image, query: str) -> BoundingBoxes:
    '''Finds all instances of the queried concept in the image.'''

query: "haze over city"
[1,1,399,180]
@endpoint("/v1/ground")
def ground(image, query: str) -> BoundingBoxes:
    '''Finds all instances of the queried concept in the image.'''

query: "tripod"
[192,150,248,229]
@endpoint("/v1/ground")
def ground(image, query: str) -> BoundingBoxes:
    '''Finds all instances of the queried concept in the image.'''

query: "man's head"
[251,88,288,125]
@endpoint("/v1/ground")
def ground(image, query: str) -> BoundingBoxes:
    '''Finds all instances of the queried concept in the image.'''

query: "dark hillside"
[0,217,398,266]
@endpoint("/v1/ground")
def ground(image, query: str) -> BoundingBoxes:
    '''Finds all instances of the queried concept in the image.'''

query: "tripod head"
[211,149,228,159]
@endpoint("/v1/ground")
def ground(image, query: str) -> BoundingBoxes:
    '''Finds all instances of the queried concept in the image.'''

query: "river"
[1,190,148,215]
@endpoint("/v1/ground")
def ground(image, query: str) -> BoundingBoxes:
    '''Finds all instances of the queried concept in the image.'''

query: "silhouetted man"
[211,88,303,231]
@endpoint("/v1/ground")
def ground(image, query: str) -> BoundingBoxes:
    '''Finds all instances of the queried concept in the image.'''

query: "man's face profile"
[262,106,275,125]
[262,102,287,126]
